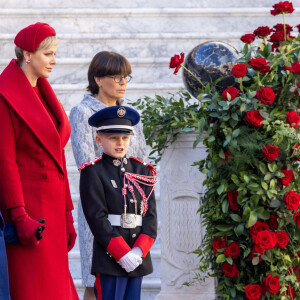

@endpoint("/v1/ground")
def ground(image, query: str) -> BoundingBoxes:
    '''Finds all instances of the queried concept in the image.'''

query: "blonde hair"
[15,35,59,64]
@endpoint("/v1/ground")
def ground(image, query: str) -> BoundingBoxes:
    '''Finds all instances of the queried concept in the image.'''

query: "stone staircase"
[1,1,300,299]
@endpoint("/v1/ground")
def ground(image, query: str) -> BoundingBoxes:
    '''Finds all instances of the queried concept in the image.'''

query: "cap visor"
[99,129,133,135]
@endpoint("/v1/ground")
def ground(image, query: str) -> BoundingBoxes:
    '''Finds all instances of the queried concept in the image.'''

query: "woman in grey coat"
[69,51,147,300]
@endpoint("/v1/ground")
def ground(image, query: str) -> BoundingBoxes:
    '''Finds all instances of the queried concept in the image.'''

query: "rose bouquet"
[167,1,300,299]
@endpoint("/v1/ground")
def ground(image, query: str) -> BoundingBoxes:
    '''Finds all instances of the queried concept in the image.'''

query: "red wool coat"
[0,59,78,300]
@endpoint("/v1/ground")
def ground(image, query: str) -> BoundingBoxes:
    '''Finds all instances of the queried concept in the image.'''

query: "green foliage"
[132,8,300,300]
[131,90,208,163]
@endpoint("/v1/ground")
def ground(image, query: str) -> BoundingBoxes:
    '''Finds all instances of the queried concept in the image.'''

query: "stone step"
[1,7,298,34]
[2,0,299,8]
[0,57,179,84]
[0,31,244,59]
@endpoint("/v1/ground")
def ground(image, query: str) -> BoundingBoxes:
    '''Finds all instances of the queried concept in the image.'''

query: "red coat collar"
[0,59,70,170]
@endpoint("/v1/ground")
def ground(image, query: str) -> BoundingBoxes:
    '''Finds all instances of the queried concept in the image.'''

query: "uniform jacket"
[0,212,10,300]
[69,94,147,286]
[80,153,157,277]
[0,59,78,300]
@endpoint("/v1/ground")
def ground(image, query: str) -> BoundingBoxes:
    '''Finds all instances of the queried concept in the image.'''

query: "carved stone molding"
[156,134,215,300]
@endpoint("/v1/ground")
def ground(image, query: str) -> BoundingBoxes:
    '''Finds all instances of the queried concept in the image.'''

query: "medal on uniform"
[111,180,118,188]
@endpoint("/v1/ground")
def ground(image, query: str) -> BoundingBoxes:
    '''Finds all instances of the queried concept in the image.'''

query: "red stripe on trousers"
[95,273,102,300]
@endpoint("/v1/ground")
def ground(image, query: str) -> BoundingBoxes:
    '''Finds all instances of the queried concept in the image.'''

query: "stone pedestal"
[155,134,215,300]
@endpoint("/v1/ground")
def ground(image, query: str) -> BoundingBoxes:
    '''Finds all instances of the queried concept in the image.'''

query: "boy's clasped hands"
[118,247,143,272]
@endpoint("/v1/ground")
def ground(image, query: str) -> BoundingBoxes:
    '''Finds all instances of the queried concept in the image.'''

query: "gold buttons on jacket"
[132,234,137,238]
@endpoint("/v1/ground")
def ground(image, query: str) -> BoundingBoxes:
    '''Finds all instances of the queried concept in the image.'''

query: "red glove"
[9,206,45,246]
[66,210,77,252]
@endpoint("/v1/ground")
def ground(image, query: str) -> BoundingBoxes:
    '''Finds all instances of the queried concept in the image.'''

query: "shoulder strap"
[78,156,102,171]
[129,156,157,176]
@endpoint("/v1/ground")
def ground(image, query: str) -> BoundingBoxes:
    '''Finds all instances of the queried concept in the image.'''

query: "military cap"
[88,106,140,134]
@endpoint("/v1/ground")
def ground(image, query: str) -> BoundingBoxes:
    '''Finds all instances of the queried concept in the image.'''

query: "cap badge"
[117,107,126,118]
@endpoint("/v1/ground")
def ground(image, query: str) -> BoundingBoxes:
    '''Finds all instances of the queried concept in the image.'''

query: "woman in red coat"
[0,23,79,300]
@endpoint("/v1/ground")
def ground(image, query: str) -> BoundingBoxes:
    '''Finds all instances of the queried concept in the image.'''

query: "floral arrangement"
[135,1,300,299]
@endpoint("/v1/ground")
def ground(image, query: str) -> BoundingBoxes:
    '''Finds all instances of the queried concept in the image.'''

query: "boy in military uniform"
[79,106,157,300]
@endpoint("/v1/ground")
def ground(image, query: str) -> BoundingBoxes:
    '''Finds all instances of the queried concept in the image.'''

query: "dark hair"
[87,51,132,95]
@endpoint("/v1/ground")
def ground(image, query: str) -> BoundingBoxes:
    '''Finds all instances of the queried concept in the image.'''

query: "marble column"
[155,134,215,300]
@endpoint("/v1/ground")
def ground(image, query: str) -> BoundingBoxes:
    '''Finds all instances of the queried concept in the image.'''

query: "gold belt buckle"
[121,214,136,228]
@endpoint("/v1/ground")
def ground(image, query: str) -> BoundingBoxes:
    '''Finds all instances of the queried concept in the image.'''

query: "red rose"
[273,23,293,33]
[285,285,296,299]
[283,190,300,210]
[241,33,255,44]
[221,261,239,278]
[212,237,226,253]
[293,211,300,227]
[224,241,241,259]
[256,230,277,250]
[255,87,275,105]
[248,58,270,74]
[232,64,248,78]
[276,231,289,249]
[271,1,294,16]
[169,53,184,75]
[245,111,264,127]
[263,273,281,294]
[268,275,281,294]
[222,87,240,101]
[227,191,239,210]
[285,62,300,75]
[262,144,280,161]
[279,169,294,187]
[268,215,279,230]
[286,111,300,129]
[269,31,295,43]
[245,284,262,300]
[253,26,273,37]
[296,24,300,33]
[250,221,269,243]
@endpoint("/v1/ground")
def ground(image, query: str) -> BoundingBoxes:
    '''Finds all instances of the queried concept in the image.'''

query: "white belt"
[108,214,142,228]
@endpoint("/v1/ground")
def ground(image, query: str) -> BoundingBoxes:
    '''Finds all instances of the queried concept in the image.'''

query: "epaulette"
[129,156,157,176]
[78,157,102,171]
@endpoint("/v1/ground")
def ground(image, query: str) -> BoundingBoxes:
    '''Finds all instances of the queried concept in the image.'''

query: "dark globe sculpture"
[183,41,239,98]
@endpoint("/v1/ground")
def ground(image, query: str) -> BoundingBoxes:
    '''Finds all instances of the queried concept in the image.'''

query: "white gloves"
[118,247,143,272]
[131,246,143,258]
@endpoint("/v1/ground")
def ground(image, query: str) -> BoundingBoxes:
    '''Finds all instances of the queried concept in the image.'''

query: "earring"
[26,60,30,64]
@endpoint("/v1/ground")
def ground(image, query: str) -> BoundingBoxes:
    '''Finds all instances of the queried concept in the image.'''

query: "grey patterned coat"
[69,94,147,287]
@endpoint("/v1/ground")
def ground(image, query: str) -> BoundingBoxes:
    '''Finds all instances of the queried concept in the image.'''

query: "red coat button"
[35,148,43,155]
[42,174,48,180]
[58,173,64,180]
[39,161,47,167]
